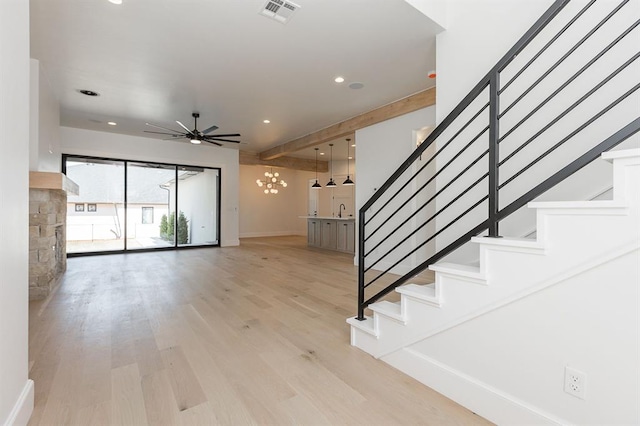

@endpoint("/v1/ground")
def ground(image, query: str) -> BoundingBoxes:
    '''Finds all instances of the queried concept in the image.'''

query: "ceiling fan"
[144,112,241,146]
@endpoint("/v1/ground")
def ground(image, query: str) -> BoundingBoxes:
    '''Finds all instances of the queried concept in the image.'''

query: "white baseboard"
[383,349,566,425]
[221,238,240,247]
[239,231,300,238]
[3,380,34,426]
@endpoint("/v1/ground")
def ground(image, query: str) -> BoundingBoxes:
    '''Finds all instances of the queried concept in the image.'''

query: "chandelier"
[256,168,287,194]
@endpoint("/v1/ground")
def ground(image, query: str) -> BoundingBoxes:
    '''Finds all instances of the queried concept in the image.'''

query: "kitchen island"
[300,216,355,253]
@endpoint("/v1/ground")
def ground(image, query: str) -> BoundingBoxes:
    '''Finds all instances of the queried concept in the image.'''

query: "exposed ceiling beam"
[239,151,329,173]
[258,87,436,160]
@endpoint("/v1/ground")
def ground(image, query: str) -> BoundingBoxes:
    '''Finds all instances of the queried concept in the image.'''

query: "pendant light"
[326,143,337,187]
[312,148,322,188]
[343,138,355,185]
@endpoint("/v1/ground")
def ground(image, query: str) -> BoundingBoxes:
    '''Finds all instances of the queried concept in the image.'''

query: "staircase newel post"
[488,71,501,237]
[357,209,366,320]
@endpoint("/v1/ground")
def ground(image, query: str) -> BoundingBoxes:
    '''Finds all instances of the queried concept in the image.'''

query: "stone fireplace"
[29,172,78,300]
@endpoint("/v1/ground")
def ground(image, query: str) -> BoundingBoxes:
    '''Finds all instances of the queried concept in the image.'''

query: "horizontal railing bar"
[364,156,434,228]
[500,0,596,95]
[364,150,489,258]
[364,171,488,274]
[364,196,488,289]
[365,124,489,243]
[364,101,490,227]
[364,173,489,275]
[500,25,640,145]
[499,0,629,120]
[499,82,640,189]
[499,51,640,166]
[363,221,490,308]
[497,118,640,221]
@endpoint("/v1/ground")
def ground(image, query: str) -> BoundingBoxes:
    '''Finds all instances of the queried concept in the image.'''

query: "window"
[142,207,154,224]
[63,154,220,254]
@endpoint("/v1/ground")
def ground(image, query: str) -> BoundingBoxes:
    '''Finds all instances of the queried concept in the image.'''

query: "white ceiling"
[30,0,441,160]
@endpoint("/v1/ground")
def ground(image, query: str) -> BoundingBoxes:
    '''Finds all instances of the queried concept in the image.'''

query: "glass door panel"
[126,162,176,250]
[176,167,219,246]
[65,158,125,253]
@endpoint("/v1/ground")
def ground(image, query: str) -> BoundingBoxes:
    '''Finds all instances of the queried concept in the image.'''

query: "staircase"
[348,149,639,358]
[347,0,639,423]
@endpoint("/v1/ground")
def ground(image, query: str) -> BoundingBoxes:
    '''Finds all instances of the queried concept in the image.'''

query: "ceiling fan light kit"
[144,112,241,147]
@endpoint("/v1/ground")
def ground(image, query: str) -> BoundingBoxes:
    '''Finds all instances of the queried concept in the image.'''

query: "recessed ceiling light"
[351,144,356,147]
[78,89,100,97]
[334,76,345,83]
[107,121,117,126]
[320,152,325,156]
[348,156,353,160]
[108,0,122,4]
[348,82,364,90]
[263,119,271,124]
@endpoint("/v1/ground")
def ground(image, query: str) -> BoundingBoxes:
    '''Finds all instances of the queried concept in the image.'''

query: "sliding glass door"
[63,155,221,255]
[176,167,219,246]
[126,162,176,250]
[65,158,125,253]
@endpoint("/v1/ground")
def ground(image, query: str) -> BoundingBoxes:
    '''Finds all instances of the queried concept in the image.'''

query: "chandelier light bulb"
[257,167,287,194]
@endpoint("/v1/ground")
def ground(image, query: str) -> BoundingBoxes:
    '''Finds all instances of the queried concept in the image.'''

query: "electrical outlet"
[564,366,587,399]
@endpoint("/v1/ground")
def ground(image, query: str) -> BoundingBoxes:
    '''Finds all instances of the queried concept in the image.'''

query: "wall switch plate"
[564,366,587,399]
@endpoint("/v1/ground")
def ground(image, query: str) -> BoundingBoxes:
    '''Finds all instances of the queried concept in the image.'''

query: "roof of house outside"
[66,162,175,204]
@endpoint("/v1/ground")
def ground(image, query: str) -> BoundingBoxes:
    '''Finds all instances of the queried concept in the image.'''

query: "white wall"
[355,105,437,273]
[0,0,34,424]
[239,165,311,238]
[406,248,639,424]
[403,0,447,32]
[432,0,639,263]
[60,127,240,246]
[29,59,60,172]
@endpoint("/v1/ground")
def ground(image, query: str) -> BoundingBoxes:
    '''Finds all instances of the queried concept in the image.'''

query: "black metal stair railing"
[356,0,640,320]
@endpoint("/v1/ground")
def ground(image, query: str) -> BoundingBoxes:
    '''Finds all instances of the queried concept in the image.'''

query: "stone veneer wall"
[29,188,67,300]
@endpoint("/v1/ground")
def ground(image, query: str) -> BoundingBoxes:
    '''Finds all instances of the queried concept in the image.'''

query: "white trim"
[221,238,240,247]
[383,349,567,425]
[2,380,34,426]
[239,231,301,238]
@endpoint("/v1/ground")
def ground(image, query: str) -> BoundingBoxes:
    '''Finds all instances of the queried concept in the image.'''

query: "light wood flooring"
[28,236,491,425]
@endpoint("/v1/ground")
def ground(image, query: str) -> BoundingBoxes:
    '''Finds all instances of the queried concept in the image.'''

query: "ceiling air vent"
[259,0,301,24]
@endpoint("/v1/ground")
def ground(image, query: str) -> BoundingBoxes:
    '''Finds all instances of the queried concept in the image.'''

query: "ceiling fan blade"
[146,122,185,134]
[162,136,186,141]
[208,133,241,138]
[176,120,192,134]
[204,137,241,144]
[201,124,219,134]
[144,130,180,136]
[202,140,222,147]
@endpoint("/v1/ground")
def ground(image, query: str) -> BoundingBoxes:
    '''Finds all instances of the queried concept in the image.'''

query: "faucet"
[338,203,346,218]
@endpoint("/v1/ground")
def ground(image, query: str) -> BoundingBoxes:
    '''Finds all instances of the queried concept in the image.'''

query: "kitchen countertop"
[299,216,355,220]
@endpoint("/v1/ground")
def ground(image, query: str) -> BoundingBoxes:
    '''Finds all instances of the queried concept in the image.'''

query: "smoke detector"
[259,0,301,24]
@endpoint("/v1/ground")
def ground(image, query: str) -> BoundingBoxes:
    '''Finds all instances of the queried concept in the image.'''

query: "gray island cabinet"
[302,217,355,253]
